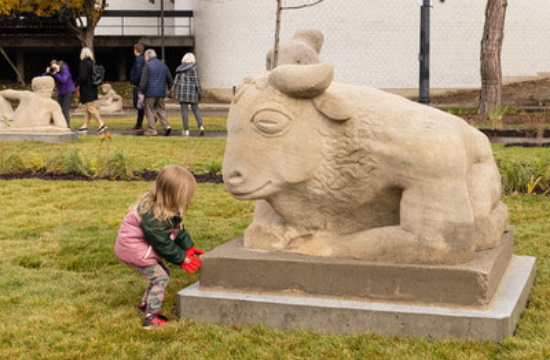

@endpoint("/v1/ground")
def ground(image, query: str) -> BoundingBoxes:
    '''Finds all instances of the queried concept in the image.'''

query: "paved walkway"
[73,103,230,137]
[72,103,231,117]
[75,128,227,138]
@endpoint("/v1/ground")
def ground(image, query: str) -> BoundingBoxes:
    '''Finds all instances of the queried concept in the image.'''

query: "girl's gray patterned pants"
[129,262,170,315]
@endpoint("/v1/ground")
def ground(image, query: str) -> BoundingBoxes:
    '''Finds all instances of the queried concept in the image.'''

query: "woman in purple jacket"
[44,60,75,128]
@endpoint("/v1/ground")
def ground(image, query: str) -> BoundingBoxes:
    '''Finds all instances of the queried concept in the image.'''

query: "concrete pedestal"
[177,230,536,341]
[0,132,77,143]
[197,230,515,308]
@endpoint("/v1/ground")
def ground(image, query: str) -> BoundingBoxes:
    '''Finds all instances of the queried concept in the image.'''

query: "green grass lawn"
[0,134,227,175]
[0,130,549,359]
[0,179,548,359]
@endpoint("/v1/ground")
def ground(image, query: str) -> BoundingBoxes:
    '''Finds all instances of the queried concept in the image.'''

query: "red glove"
[181,256,202,274]
[186,247,204,258]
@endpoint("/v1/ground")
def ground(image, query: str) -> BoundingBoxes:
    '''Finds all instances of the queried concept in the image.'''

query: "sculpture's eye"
[251,110,291,136]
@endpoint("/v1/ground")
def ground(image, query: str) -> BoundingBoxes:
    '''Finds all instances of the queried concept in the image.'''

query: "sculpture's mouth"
[229,181,272,199]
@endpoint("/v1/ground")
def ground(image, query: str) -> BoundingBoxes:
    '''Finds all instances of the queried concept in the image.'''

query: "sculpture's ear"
[313,90,352,122]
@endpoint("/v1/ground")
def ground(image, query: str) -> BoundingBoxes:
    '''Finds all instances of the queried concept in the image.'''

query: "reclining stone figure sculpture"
[95,83,123,113]
[0,76,70,132]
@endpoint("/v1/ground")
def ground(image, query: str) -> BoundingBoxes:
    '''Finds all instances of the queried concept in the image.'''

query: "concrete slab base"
[198,230,515,308]
[0,132,78,143]
[177,255,535,341]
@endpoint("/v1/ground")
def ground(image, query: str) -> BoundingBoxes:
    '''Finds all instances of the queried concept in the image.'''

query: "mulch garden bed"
[0,170,224,183]
[479,128,550,138]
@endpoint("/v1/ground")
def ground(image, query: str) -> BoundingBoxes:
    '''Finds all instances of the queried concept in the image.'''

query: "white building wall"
[193,0,550,90]
[97,0,179,36]
[96,0,550,90]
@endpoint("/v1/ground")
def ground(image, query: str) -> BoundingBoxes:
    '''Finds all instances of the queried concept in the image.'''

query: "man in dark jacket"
[139,49,174,136]
[130,43,145,130]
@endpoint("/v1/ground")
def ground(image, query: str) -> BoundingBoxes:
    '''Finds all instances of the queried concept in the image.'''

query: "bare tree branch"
[281,0,325,10]
[0,47,25,86]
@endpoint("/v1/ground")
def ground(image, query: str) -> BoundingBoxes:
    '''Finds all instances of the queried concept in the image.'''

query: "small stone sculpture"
[95,83,123,113]
[223,31,508,265]
[0,76,70,132]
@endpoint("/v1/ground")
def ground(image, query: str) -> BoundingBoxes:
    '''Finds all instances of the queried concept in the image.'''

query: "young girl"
[115,165,204,329]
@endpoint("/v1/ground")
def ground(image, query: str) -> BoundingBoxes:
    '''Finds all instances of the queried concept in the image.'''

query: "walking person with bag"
[171,53,205,136]
[76,47,107,134]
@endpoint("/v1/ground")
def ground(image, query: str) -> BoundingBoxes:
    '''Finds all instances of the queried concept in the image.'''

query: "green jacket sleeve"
[174,224,195,251]
[139,211,187,266]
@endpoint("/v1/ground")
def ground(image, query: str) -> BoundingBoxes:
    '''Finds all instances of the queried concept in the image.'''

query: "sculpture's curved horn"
[268,62,333,99]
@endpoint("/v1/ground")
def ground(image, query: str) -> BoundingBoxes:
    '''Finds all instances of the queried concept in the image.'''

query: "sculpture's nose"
[223,169,244,186]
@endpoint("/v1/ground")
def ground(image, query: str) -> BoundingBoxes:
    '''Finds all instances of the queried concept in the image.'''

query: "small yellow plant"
[527,175,541,195]
[526,175,549,195]
[26,153,46,172]
[487,106,507,131]
[99,132,112,142]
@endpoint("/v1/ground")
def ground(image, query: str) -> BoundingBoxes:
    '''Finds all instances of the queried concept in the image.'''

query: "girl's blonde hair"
[181,52,196,64]
[80,47,94,61]
[138,165,197,224]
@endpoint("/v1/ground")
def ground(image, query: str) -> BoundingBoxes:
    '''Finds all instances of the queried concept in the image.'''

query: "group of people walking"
[44,43,205,136]
[130,43,204,136]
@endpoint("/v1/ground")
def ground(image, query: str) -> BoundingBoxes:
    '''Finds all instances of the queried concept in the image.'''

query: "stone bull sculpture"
[222,62,508,265]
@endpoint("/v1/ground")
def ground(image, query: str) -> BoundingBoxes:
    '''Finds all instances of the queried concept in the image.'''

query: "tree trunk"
[478,0,507,115]
[272,0,282,69]
[0,47,25,86]
[82,28,96,57]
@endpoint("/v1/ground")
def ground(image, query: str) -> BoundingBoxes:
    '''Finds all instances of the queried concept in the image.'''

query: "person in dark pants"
[139,49,173,136]
[75,47,107,134]
[171,52,205,136]
[130,43,146,130]
[44,59,75,128]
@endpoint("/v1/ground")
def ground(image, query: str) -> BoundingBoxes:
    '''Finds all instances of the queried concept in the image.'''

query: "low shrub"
[204,160,222,175]
[0,152,26,174]
[97,151,135,180]
[498,157,549,194]
[63,149,91,177]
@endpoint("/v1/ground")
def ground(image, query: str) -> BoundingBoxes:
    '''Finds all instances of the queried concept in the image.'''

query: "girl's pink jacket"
[114,207,163,267]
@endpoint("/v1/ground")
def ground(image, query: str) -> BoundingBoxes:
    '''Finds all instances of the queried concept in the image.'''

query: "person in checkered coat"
[171,53,205,136]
